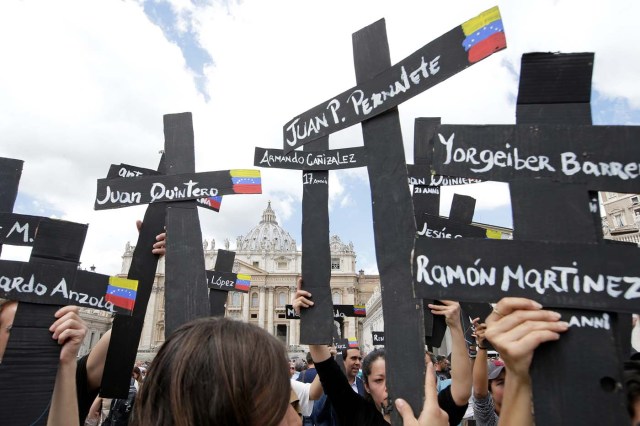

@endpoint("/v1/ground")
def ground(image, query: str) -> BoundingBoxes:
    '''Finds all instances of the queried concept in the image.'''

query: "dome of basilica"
[236,202,297,252]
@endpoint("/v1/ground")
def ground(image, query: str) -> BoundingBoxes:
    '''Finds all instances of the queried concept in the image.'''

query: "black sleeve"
[315,357,388,426]
[437,384,468,426]
[76,354,100,426]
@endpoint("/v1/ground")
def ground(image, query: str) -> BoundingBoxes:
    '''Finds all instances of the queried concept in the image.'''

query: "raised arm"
[309,371,323,400]
[47,306,88,426]
[85,329,110,391]
[472,319,489,399]
[429,301,472,406]
[485,298,568,426]
[86,224,165,390]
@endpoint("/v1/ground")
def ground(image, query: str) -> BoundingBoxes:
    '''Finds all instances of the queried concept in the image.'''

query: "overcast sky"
[1,0,639,275]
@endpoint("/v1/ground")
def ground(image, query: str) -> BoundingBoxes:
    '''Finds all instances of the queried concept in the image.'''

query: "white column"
[345,287,355,305]
[267,288,274,335]
[347,319,356,339]
[289,319,297,345]
[258,287,266,329]
[140,281,159,350]
[288,286,298,345]
[242,292,250,322]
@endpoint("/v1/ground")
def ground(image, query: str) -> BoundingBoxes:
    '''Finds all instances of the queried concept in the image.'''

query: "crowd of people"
[0,228,639,425]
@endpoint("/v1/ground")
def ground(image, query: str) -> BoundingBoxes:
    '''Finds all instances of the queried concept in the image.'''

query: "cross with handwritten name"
[254,140,368,343]
[207,249,253,316]
[412,52,637,424]
[0,157,137,425]
[282,7,507,423]
[95,112,262,397]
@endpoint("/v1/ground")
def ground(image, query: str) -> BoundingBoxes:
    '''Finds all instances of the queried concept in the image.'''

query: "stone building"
[120,202,379,357]
[601,192,640,244]
[78,308,112,357]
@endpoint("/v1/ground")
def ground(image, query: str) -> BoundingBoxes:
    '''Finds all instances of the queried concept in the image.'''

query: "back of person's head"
[131,317,290,426]
[306,351,314,365]
[342,346,360,360]
[295,359,306,372]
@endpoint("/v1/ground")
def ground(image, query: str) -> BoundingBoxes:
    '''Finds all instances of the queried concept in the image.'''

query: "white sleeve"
[290,379,314,417]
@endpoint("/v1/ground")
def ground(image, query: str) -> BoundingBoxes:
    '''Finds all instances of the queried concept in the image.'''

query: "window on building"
[631,196,639,205]
[634,208,640,223]
[250,313,258,319]
[278,261,288,269]
[276,324,288,344]
[253,261,259,268]
[230,292,241,307]
[251,292,259,308]
[155,323,165,344]
[331,258,340,270]
[278,314,286,319]
[613,212,626,228]
[278,292,287,307]
[332,292,342,304]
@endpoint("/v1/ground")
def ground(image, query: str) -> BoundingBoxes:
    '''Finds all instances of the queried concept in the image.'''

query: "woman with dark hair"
[361,349,387,409]
[293,283,449,426]
[130,316,299,426]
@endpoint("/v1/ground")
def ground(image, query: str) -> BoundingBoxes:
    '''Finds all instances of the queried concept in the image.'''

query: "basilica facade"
[119,202,379,357]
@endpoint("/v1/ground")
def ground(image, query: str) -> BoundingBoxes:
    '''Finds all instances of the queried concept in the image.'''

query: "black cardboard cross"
[99,156,168,397]
[100,160,221,396]
[254,142,368,343]
[0,157,136,424]
[516,53,628,425]
[94,112,262,334]
[95,112,262,397]
[412,53,635,424]
[207,249,251,317]
[300,137,333,343]
[282,8,507,422]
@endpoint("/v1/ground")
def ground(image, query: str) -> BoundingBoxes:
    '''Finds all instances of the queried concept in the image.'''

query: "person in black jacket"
[293,279,449,426]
